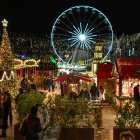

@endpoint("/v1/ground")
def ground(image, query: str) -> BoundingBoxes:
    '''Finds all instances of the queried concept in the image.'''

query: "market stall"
[116,58,140,96]
[96,62,115,93]
[55,73,92,95]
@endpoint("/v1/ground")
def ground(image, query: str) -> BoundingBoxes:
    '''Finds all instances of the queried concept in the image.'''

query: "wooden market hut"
[96,62,115,93]
[115,58,140,96]
[55,74,92,95]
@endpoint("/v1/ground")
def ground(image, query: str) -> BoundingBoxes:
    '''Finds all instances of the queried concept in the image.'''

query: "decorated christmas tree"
[0,19,14,89]
[0,19,13,72]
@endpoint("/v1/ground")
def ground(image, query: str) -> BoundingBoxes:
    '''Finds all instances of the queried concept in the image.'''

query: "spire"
[0,19,13,71]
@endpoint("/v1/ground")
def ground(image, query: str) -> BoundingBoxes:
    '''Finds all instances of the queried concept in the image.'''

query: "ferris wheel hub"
[79,34,86,41]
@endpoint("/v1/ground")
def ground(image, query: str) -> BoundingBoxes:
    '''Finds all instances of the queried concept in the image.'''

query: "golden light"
[2,19,8,27]
[24,59,38,67]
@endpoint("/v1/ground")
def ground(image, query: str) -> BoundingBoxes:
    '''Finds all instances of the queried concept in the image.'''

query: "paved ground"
[0,109,18,140]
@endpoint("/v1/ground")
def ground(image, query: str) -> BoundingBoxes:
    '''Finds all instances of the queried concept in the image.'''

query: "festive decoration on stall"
[13,59,23,69]
[24,59,38,67]
[14,58,39,68]
[0,71,14,82]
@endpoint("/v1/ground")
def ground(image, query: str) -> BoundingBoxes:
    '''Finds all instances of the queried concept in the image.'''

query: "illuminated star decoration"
[2,19,8,27]
[68,22,97,50]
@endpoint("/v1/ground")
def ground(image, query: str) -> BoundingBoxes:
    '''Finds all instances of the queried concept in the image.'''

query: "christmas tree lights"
[0,19,14,82]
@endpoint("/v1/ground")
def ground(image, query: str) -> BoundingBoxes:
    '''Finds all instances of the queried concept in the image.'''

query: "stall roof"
[116,58,140,79]
[97,63,113,78]
[55,73,92,82]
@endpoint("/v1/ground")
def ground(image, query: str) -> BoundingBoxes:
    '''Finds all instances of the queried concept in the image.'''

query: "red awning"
[120,65,140,78]
[97,63,113,78]
[116,58,140,79]
[55,74,92,82]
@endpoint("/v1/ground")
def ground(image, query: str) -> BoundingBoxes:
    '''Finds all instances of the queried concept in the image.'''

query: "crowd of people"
[0,75,55,138]
[69,83,105,102]
[0,78,140,139]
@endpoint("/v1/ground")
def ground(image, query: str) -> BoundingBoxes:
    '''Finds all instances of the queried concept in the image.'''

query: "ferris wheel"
[51,5,113,64]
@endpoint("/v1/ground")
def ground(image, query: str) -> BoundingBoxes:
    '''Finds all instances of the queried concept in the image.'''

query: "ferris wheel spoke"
[86,38,96,44]
[64,14,78,30]
[79,41,84,50]
[58,18,76,32]
[92,19,106,31]
[68,36,78,41]
[87,36,96,42]
[64,13,81,35]
[53,37,71,43]
[71,38,80,44]
[54,25,74,35]
[54,33,73,38]
[85,27,94,35]
[83,23,89,34]
[79,22,83,33]
[87,14,100,31]
[70,39,80,47]
[76,41,81,49]
[76,8,81,25]
[87,33,97,37]
[85,40,92,50]
[67,55,73,64]
[83,8,87,26]
[86,9,94,25]
[93,25,110,34]
[97,33,112,38]
[72,25,81,34]
[68,30,79,36]
[73,11,80,29]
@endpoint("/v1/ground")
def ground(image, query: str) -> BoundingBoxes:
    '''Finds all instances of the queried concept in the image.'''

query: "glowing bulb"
[79,34,86,41]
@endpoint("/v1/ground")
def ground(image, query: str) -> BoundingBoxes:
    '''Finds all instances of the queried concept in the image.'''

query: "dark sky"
[0,0,140,36]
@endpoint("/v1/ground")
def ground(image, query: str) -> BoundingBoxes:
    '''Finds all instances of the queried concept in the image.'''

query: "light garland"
[13,58,39,69]
[14,58,23,68]
[24,59,38,67]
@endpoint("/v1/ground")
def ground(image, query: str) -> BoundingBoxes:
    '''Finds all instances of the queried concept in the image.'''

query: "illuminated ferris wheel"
[51,5,113,64]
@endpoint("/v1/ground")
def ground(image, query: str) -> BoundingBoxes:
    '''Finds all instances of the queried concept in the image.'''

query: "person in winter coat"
[90,83,99,100]
[0,88,12,138]
[19,105,42,140]
[69,88,78,101]
[79,87,90,101]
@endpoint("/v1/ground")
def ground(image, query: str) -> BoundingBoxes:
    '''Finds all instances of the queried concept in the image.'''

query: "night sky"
[0,0,140,36]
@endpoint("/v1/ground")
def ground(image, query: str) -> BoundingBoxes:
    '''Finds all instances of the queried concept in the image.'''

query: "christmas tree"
[0,19,13,72]
[0,18,15,92]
